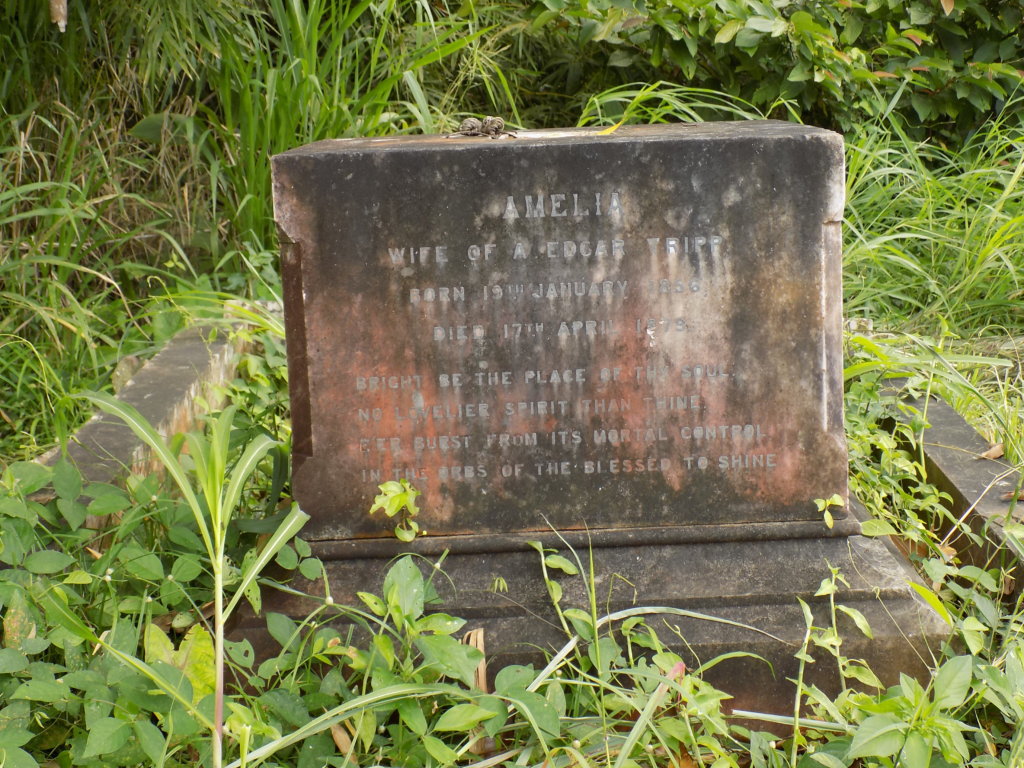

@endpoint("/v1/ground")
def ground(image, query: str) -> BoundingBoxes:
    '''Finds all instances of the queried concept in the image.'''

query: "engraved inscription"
[346,186,787,492]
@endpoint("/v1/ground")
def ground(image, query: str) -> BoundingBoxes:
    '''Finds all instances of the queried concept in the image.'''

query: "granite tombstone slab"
[267,122,946,712]
[274,122,847,537]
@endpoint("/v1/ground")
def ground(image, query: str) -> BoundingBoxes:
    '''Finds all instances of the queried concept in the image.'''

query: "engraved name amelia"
[501,191,623,219]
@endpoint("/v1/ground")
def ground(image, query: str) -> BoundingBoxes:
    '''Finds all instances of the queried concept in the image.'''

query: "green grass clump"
[844,101,1024,337]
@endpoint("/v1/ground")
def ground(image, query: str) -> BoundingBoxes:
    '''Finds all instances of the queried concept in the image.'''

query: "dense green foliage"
[532,0,1024,139]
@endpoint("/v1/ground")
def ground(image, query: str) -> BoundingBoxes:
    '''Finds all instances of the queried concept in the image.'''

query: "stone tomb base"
[252,508,947,716]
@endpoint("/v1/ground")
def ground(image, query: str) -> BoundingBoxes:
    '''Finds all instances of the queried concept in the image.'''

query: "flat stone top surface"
[278,121,837,155]
[273,120,847,540]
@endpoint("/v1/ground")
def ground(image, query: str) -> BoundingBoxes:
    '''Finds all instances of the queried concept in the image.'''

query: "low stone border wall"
[37,326,245,489]
[910,396,1024,585]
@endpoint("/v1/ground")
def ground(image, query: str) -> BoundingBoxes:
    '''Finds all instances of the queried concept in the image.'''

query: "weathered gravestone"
[266,122,946,711]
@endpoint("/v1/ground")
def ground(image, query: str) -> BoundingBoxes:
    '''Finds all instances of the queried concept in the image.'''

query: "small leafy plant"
[369,479,422,542]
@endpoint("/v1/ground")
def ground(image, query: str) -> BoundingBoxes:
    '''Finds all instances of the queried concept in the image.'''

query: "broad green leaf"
[901,730,932,768]
[415,634,482,687]
[384,556,424,620]
[933,655,972,710]
[56,499,87,529]
[143,625,175,665]
[119,546,164,581]
[52,458,82,501]
[260,689,309,728]
[298,557,322,581]
[86,491,130,517]
[266,612,298,651]
[494,665,535,694]
[507,689,560,737]
[24,550,74,574]
[433,703,497,732]
[82,716,131,758]
[63,670,104,690]
[355,709,376,750]
[478,695,509,737]
[0,498,33,521]
[734,27,763,48]
[373,633,396,670]
[11,678,69,703]
[397,698,427,735]
[563,608,595,641]
[0,648,28,674]
[547,579,563,604]
[176,625,216,702]
[909,582,953,626]
[860,518,897,537]
[134,719,166,764]
[846,713,905,759]
[226,639,254,668]
[0,728,33,749]
[715,19,743,44]
[6,462,50,495]
[544,554,578,575]
[0,747,36,768]
[3,591,36,648]
[358,592,387,617]
[844,663,883,689]
[807,751,848,768]
[415,613,466,635]
[423,734,459,765]
[837,605,874,638]
[170,557,203,582]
